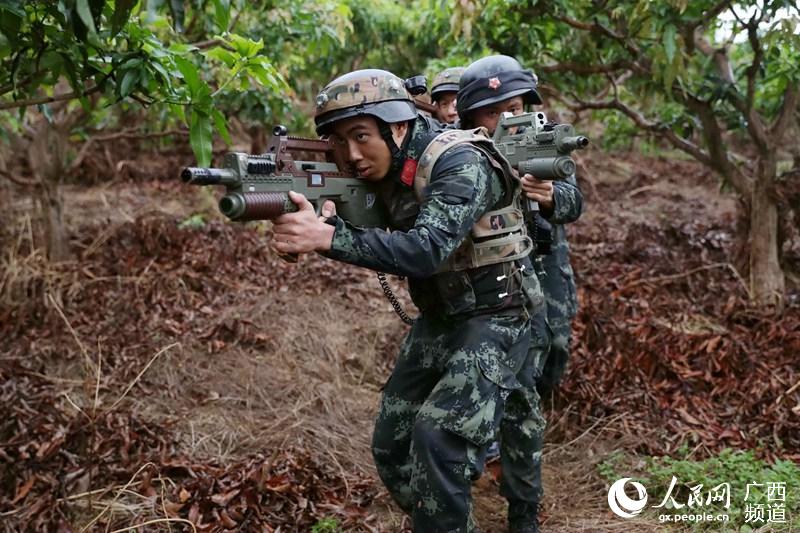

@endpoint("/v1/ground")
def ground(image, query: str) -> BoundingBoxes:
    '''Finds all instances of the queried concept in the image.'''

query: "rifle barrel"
[181,167,238,186]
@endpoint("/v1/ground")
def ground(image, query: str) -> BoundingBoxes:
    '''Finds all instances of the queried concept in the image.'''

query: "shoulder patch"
[400,159,417,186]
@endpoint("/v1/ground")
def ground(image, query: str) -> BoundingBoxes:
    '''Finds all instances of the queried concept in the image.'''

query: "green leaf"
[227,34,263,57]
[211,107,231,145]
[150,60,170,83]
[0,1,25,18]
[59,52,81,93]
[119,69,139,97]
[170,103,186,123]
[76,0,98,35]
[189,107,213,167]
[111,0,138,37]
[205,47,238,67]
[214,0,231,32]
[0,7,22,45]
[173,55,202,95]
[662,24,676,63]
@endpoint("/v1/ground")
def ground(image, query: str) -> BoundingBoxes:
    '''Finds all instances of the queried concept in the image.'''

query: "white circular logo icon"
[608,478,648,518]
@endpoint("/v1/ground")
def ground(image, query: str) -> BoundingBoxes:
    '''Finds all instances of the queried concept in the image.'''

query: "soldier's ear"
[390,121,409,147]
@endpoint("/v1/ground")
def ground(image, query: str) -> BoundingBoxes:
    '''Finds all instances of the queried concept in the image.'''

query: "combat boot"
[508,500,539,533]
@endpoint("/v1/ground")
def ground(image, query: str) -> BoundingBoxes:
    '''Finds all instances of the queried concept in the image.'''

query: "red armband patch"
[400,158,417,187]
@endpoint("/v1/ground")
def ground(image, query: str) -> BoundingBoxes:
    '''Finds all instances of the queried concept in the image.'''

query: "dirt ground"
[1,141,798,532]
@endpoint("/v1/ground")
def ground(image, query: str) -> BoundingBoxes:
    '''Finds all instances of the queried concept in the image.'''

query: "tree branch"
[67,128,189,173]
[770,82,800,141]
[680,0,733,53]
[693,21,769,153]
[570,95,713,166]
[552,14,650,75]
[0,167,37,187]
[0,83,104,111]
[693,31,735,84]
[539,60,628,75]
[192,39,225,50]
[0,73,36,98]
[744,16,764,122]
[681,94,752,195]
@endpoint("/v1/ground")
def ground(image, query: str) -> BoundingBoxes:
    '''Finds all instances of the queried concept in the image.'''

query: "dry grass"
[129,288,405,477]
[2,177,722,532]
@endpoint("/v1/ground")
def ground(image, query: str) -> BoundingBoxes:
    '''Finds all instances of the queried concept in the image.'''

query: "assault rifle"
[181,125,387,228]
[492,111,588,179]
[492,111,588,254]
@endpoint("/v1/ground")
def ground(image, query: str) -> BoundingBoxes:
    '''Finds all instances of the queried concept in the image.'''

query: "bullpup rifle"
[181,125,387,228]
[492,111,589,254]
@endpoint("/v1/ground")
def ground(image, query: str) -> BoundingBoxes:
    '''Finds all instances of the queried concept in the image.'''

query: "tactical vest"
[413,128,533,272]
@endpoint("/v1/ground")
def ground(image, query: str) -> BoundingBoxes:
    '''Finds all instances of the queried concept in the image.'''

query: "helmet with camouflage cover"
[457,55,542,118]
[430,67,466,101]
[314,69,417,136]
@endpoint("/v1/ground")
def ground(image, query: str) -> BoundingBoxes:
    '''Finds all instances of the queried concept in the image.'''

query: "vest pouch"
[432,270,476,316]
[521,266,546,315]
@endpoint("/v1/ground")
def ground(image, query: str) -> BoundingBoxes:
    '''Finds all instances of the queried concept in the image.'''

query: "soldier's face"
[329,117,408,181]
[470,96,525,135]
[434,93,458,124]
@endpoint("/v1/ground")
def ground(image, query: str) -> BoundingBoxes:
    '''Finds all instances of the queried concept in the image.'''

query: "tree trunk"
[248,124,266,155]
[749,157,785,308]
[39,178,70,261]
[28,117,72,262]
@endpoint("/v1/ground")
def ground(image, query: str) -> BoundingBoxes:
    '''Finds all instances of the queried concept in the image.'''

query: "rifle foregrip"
[218,192,298,221]
[519,156,576,180]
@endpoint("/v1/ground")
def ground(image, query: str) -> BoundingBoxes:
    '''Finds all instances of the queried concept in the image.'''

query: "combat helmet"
[456,55,542,118]
[430,67,466,101]
[314,69,417,136]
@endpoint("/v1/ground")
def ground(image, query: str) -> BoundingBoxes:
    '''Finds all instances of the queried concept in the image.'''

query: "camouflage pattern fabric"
[497,174,582,526]
[315,69,412,115]
[534,174,582,397]
[431,67,466,99]
[324,115,546,531]
[373,312,531,532]
[326,120,510,281]
[499,311,549,528]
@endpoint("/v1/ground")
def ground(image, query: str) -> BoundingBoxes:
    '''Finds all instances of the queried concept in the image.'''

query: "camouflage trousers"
[498,311,549,525]
[372,310,531,532]
[536,314,573,399]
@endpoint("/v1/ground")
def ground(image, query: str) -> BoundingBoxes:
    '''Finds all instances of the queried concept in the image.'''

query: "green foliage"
[311,517,341,533]
[0,0,285,165]
[427,0,798,161]
[178,213,206,229]
[599,448,800,530]
[597,450,626,480]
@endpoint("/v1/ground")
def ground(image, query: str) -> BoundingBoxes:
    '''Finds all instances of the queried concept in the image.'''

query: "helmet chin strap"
[378,119,413,177]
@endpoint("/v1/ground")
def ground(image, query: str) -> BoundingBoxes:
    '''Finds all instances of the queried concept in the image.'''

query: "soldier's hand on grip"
[520,174,554,211]
[272,191,335,254]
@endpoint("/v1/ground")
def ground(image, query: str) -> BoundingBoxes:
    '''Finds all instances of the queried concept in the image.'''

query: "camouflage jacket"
[325,115,544,317]
[535,174,583,318]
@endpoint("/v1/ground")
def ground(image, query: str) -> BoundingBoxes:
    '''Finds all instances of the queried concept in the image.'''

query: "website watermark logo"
[608,477,789,525]
[608,478,648,518]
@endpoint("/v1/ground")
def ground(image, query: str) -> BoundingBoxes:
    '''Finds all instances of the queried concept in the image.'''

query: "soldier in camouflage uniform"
[430,67,466,125]
[271,69,546,532]
[457,55,584,533]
